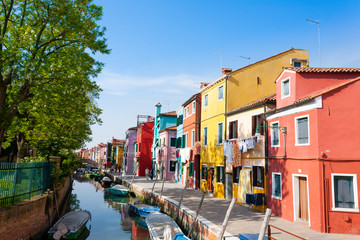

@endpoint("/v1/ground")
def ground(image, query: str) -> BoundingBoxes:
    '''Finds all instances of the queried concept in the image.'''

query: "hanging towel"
[232,141,241,167]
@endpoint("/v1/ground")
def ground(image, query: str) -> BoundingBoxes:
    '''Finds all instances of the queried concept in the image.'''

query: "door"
[194,155,201,189]
[298,177,309,221]
[207,168,214,192]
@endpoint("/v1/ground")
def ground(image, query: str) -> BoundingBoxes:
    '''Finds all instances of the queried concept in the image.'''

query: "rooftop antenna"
[239,56,251,65]
[306,18,321,67]
[212,51,223,69]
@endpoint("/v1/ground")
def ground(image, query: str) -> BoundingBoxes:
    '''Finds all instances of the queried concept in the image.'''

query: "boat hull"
[128,203,160,218]
[107,187,129,196]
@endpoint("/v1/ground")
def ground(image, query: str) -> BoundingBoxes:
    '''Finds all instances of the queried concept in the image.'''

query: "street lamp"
[306,19,321,67]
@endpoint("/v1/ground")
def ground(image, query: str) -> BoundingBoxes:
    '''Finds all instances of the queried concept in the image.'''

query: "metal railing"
[0,162,54,207]
[267,224,306,240]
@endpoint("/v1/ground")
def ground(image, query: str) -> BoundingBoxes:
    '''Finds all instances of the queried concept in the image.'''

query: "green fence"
[0,162,54,207]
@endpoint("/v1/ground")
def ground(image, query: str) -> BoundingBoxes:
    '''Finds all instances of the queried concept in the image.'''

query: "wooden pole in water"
[188,189,206,238]
[258,208,272,240]
[218,197,236,240]
[151,174,158,193]
[130,162,138,190]
[176,179,189,220]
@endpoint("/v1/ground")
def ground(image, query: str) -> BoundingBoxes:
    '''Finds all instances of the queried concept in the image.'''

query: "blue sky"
[86,0,360,148]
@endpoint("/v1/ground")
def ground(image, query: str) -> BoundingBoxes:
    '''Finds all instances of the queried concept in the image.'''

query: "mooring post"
[151,174,158,193]
[159,176,166,199]
[130,162,139,190]
[218,197,236,240]
[188,189,206,238]
[258,208,272,240]
[176,179,189,220]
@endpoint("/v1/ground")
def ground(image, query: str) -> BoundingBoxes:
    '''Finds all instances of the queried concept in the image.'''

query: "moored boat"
[48,210,91,240]
[107,184,129,196]
[101,176,112,187]
[145,212,191,240]
[128,202,160,218]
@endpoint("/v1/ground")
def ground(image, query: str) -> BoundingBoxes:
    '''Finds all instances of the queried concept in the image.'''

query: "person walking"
[150,168,154,180]
[145,168,149,180]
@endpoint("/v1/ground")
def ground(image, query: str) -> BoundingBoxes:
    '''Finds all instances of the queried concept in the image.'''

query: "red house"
[266,67,360,235]
[182,93,202,189]
[135,120,154,176]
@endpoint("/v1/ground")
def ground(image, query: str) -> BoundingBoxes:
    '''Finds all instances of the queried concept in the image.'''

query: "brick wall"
[0,178,72,240]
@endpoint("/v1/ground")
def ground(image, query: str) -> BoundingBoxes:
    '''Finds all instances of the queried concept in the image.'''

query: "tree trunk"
[16,133,25,162]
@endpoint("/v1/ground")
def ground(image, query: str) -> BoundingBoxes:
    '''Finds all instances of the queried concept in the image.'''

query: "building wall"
[125,129,137,174]
[159,130,177,181]
[136,121,154,176]
[227,49,309,112]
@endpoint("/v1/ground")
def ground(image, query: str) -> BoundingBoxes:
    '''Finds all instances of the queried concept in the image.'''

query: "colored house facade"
[226,94,276,210]
[266,67,360,234]
[111,138,125,167]
[135,120,154,176]
[200,73,227,199]
[182,93,202,189]
[158,126,177,181]
[124,126,137,174]
[151,103,177,179]
[176,107,183,183]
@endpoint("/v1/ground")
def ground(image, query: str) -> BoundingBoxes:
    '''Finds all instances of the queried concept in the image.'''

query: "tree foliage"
[0,0,109,158]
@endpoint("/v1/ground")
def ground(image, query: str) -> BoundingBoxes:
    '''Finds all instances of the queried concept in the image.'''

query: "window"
[185,133,188,148]
[233,166,242,184]
[139,143,141,152]
[170,137,176,147]
[187,106,190,116]
[169,160,176,172]
[176,114,183,126]
[295,116,309,145]
[134,143,138,153]
[163,138,166,147]
[252,114,264,136]
[189,162,194,177]
[204,94,208,107]
[293,61,301,67]
[332,174,358,211]
[192,101,195,113]
[202,165,207,180]
[203,127,208,146]
[181,135,185,148]
[229,120,238,139]
[281,78,290,98]
[191,130,195,147]
[217,122,223,145]
[218,85,224,100]
[272,173,282,199]
[216,166,225,184]
[176,137,182,148]
[253,166,264,188]
[271,122,280,147]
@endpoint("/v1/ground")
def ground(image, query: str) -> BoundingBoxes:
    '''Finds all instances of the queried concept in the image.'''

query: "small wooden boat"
[145,212,191,240]
[129,202,160,218]
[94,174,104,182]
[48,210,91,240]
[128,210,148,230]
[107,184,129,196]
[101,176,112,187]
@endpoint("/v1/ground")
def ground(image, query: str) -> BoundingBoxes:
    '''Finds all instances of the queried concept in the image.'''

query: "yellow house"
[224,48,309,210]
[200,70,230,199]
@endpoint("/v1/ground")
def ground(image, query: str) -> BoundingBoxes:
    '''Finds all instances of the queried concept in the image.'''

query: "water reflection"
[66,174,149,240]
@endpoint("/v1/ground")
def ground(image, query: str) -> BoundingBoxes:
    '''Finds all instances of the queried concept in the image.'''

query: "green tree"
[0,0,109,157]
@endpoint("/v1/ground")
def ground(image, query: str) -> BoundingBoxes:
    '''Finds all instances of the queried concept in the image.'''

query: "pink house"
[266,67,360,235]
[158,126,177,181]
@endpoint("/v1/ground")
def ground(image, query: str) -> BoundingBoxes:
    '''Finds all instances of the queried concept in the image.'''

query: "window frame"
[331,173,359,212]
[281,78,290,99]
[233,166,241,184]
[295,115,310,146]
[170,137,176,147]
[216,165,225,184]
[270,121,280,147]
[253,165,265,189]
[218,85,224,100]
[192,101,196,113]
[191,130,195,147]
[228,120,238,139]
[203,127,208,146]
[169,159,176,172]
[217,122,223,145]
[272,172,282,200]
[201,165,207,180]
[185,133,189,148]
[204,94,208,107]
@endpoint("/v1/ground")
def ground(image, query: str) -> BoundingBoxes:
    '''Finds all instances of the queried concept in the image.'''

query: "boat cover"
[146,212,183,240]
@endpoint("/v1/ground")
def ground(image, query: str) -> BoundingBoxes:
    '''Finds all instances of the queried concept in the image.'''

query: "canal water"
[63,174,149,240]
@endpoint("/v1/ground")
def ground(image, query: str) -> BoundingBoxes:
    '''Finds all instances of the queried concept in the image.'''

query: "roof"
[112,139,126,145]
[158,111,177,117]
[127,126,137,131]
[283,67,360,73]
[295,76,360,104]
[182,93,201,107]
[200,75,227,93]
[226,93,276,116]
[159,126,177,133]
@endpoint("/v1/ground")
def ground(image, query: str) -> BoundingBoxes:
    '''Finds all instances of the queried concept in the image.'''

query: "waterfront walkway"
[108,172,358,240]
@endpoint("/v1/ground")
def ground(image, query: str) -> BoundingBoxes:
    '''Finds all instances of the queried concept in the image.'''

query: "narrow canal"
[61,174,149,240]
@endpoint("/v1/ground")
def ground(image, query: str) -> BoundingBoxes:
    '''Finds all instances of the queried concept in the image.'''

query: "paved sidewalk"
[111,173,359,240]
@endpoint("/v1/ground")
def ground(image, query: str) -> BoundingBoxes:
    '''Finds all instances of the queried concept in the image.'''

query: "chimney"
[222,68,232,76]
[200,82,210,89]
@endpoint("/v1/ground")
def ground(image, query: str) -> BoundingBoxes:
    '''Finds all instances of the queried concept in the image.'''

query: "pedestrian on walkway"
[115,163,118,173]
[150,168,154,180]
[145,168,149,180]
